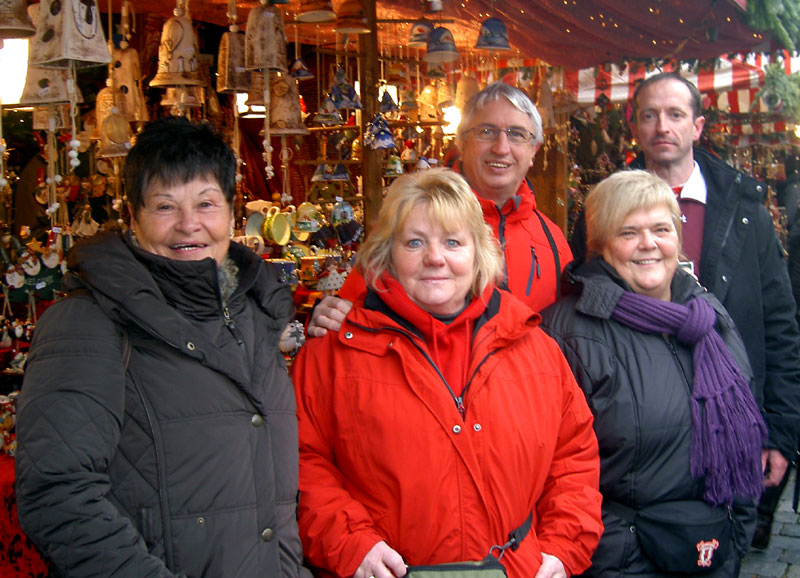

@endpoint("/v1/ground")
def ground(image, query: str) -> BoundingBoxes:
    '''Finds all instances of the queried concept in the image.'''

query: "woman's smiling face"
[130,176,233,265]
[602,203,679,301]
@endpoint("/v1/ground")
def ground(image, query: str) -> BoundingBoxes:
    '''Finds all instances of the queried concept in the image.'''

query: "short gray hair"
[456,82,543,147]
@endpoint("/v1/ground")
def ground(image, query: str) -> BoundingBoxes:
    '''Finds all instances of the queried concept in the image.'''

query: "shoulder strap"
[490,510,533,561]
[534,209,562,298]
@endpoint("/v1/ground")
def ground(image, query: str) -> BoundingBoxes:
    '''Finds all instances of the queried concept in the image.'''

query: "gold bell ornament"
[150,0,203,87]
[92,79,132,158]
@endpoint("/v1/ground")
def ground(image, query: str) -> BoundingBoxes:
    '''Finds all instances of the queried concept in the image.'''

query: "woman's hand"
[354,541,407,578]
[307,296,353,337]
[534,553,567,578]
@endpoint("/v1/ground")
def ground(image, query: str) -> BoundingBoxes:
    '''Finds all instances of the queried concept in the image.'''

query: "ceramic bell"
[0,0,35,39]
[268,71,308,135]
[20,5,74,105]
[111,0,148,121]
[379,90,399,113]
[290,56,314,80]
[296,0,336,23]
[423,27,459,64]
[150,1,203,86]
[245,71,266,107]
[408,19,433,48]
[334,0,370,35]
[217,29,251,93]
[455,72,479,111]
[329,66,362,109]
[313,95,343,125]
[91,79,127,140]
[384,154,403,177]
[475,17,511,51]
[245,2,287,72]
[28,0,111,68]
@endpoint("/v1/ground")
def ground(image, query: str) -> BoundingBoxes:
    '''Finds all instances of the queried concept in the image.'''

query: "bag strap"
[533,208,562,299]
[489,510,533,561]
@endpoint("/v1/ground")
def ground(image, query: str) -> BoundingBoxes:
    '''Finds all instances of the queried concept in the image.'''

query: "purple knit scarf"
[612,291,767,506]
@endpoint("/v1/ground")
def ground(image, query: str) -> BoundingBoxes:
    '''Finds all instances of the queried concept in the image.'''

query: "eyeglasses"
[468,125,535,145]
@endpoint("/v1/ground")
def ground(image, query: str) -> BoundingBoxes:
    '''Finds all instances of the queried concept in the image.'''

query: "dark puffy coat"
[15,231,311,578]
[541,259,756,577]
[632,148,800,458]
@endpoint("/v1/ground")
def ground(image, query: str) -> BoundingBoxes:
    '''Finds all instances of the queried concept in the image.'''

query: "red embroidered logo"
[696,539,719,567]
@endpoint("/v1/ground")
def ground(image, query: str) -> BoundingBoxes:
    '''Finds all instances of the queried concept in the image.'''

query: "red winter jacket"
[340,180,572,314]
[292,283,603,578]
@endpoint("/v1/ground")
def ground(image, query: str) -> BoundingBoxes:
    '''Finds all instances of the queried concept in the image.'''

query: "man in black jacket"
[627,72,800,492]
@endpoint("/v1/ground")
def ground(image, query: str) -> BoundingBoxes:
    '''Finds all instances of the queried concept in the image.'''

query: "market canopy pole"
[359,0,381,234]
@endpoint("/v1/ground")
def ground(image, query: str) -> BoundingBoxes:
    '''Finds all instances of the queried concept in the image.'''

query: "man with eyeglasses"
[308,82,572,337]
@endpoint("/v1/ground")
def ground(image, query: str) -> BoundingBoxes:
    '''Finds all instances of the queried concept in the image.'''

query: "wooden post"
[359,0,381,234]
[529,138,568,234]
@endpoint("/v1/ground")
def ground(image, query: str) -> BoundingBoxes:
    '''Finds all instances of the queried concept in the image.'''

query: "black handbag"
[404,511,532,578]
[605,499,733,574]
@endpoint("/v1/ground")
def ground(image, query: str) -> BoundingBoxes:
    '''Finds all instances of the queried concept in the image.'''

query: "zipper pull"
[223,307,244,346]
[455,396,465,418]
[532,248,541,278]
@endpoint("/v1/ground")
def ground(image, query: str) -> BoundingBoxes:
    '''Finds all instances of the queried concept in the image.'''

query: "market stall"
[0,0,797,574]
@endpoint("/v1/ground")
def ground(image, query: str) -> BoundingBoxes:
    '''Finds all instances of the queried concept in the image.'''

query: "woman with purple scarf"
[541,169,766,577]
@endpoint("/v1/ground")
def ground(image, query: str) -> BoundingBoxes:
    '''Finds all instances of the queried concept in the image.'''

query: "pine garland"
[745,0,800,51]
[756,62,800,119]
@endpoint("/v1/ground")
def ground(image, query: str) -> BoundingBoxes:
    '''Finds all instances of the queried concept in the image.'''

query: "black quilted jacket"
[15,231,311,578]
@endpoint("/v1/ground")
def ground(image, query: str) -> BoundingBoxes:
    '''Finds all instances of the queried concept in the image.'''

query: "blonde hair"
[586,169,682,257]
[356,169,504,297]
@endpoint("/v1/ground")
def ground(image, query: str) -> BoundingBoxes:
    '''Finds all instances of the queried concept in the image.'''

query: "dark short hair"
[124,117,236,214]
[632,72,703,120]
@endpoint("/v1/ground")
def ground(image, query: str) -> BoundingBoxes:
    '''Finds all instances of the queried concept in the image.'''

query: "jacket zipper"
[461,349,499,410]
[667,338,693,394]
[495,206,510,291]
[526,247,540,296]
[223,306,245,346]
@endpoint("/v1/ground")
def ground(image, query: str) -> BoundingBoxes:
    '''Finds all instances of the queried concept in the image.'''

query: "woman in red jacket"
[292,169,602,578]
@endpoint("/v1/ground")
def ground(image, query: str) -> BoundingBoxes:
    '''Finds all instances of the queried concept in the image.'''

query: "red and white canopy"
[563,51,800,112]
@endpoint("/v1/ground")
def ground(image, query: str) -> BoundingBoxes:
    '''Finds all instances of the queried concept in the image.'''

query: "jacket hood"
[64,231,293,345]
